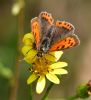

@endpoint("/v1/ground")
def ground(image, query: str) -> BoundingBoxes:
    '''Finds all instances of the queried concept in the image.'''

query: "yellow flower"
[27,58,68,94]
[22,33,63,64]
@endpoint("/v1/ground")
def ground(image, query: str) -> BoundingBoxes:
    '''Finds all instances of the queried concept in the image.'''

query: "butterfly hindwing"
[51,20,75,45]
[49,34,80,51]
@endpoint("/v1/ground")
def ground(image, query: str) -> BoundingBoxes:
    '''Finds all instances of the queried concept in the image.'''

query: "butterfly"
[31,11,80,57]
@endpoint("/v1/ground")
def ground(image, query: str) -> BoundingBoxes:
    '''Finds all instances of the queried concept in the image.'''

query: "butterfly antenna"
[31,54,37,62]
[25,48,33,57]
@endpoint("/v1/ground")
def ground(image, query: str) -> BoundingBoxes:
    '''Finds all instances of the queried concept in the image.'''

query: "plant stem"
[9,5,24,100]
[66,94,79,100]
[41,83,54,100]
[29,84,32,100]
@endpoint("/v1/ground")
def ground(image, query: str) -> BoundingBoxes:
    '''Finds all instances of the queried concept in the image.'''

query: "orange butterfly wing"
[49,34,80,51]
[51,20,75,46]
[39,11,54,38]
[39,11,54,25]
[31,17,40,49]
[56,21,74,32]
[31,12,54,49]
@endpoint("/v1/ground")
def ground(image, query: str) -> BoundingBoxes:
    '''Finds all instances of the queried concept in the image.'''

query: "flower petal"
[23,38,33,46]
[53,51,63,61]
[27,73,38,84]
[44,53,56,62]
[22,45,32,56]
[51,69,68,75]
[45,51,63,62]
[24,49,37,64]
[46,73,60,84]
[36,76,46,94]
[49,62,68,69]
[23,33,34,45]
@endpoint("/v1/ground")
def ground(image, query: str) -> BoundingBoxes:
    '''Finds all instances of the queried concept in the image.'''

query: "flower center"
[31,57,51,76]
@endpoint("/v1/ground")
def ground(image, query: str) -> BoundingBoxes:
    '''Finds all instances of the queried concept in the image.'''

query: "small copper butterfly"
[31,11,80,57]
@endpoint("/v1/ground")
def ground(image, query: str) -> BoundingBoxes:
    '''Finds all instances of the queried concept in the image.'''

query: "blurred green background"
[0,0,91,100]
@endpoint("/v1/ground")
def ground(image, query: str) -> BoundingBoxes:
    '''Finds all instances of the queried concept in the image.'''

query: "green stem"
[41,83,54,100]
[66,94,79,100]
[29,84,32,100]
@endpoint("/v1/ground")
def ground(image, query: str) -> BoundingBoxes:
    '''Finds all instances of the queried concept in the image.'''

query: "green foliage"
[76,84,89,99]
[0,62,13,79]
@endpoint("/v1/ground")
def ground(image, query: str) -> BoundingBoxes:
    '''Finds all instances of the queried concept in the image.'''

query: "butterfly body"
[38,25,55,53]
[31,12,80,57]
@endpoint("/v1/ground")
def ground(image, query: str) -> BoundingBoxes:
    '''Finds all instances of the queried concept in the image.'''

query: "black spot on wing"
[61,45,65,49]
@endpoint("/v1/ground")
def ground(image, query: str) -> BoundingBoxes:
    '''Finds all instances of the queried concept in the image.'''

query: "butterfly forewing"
[31,12,54,51]
[31,17,41,49]
[39,12,54,36]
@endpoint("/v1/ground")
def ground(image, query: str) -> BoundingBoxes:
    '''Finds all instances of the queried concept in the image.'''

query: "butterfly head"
[37,51,44,58]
